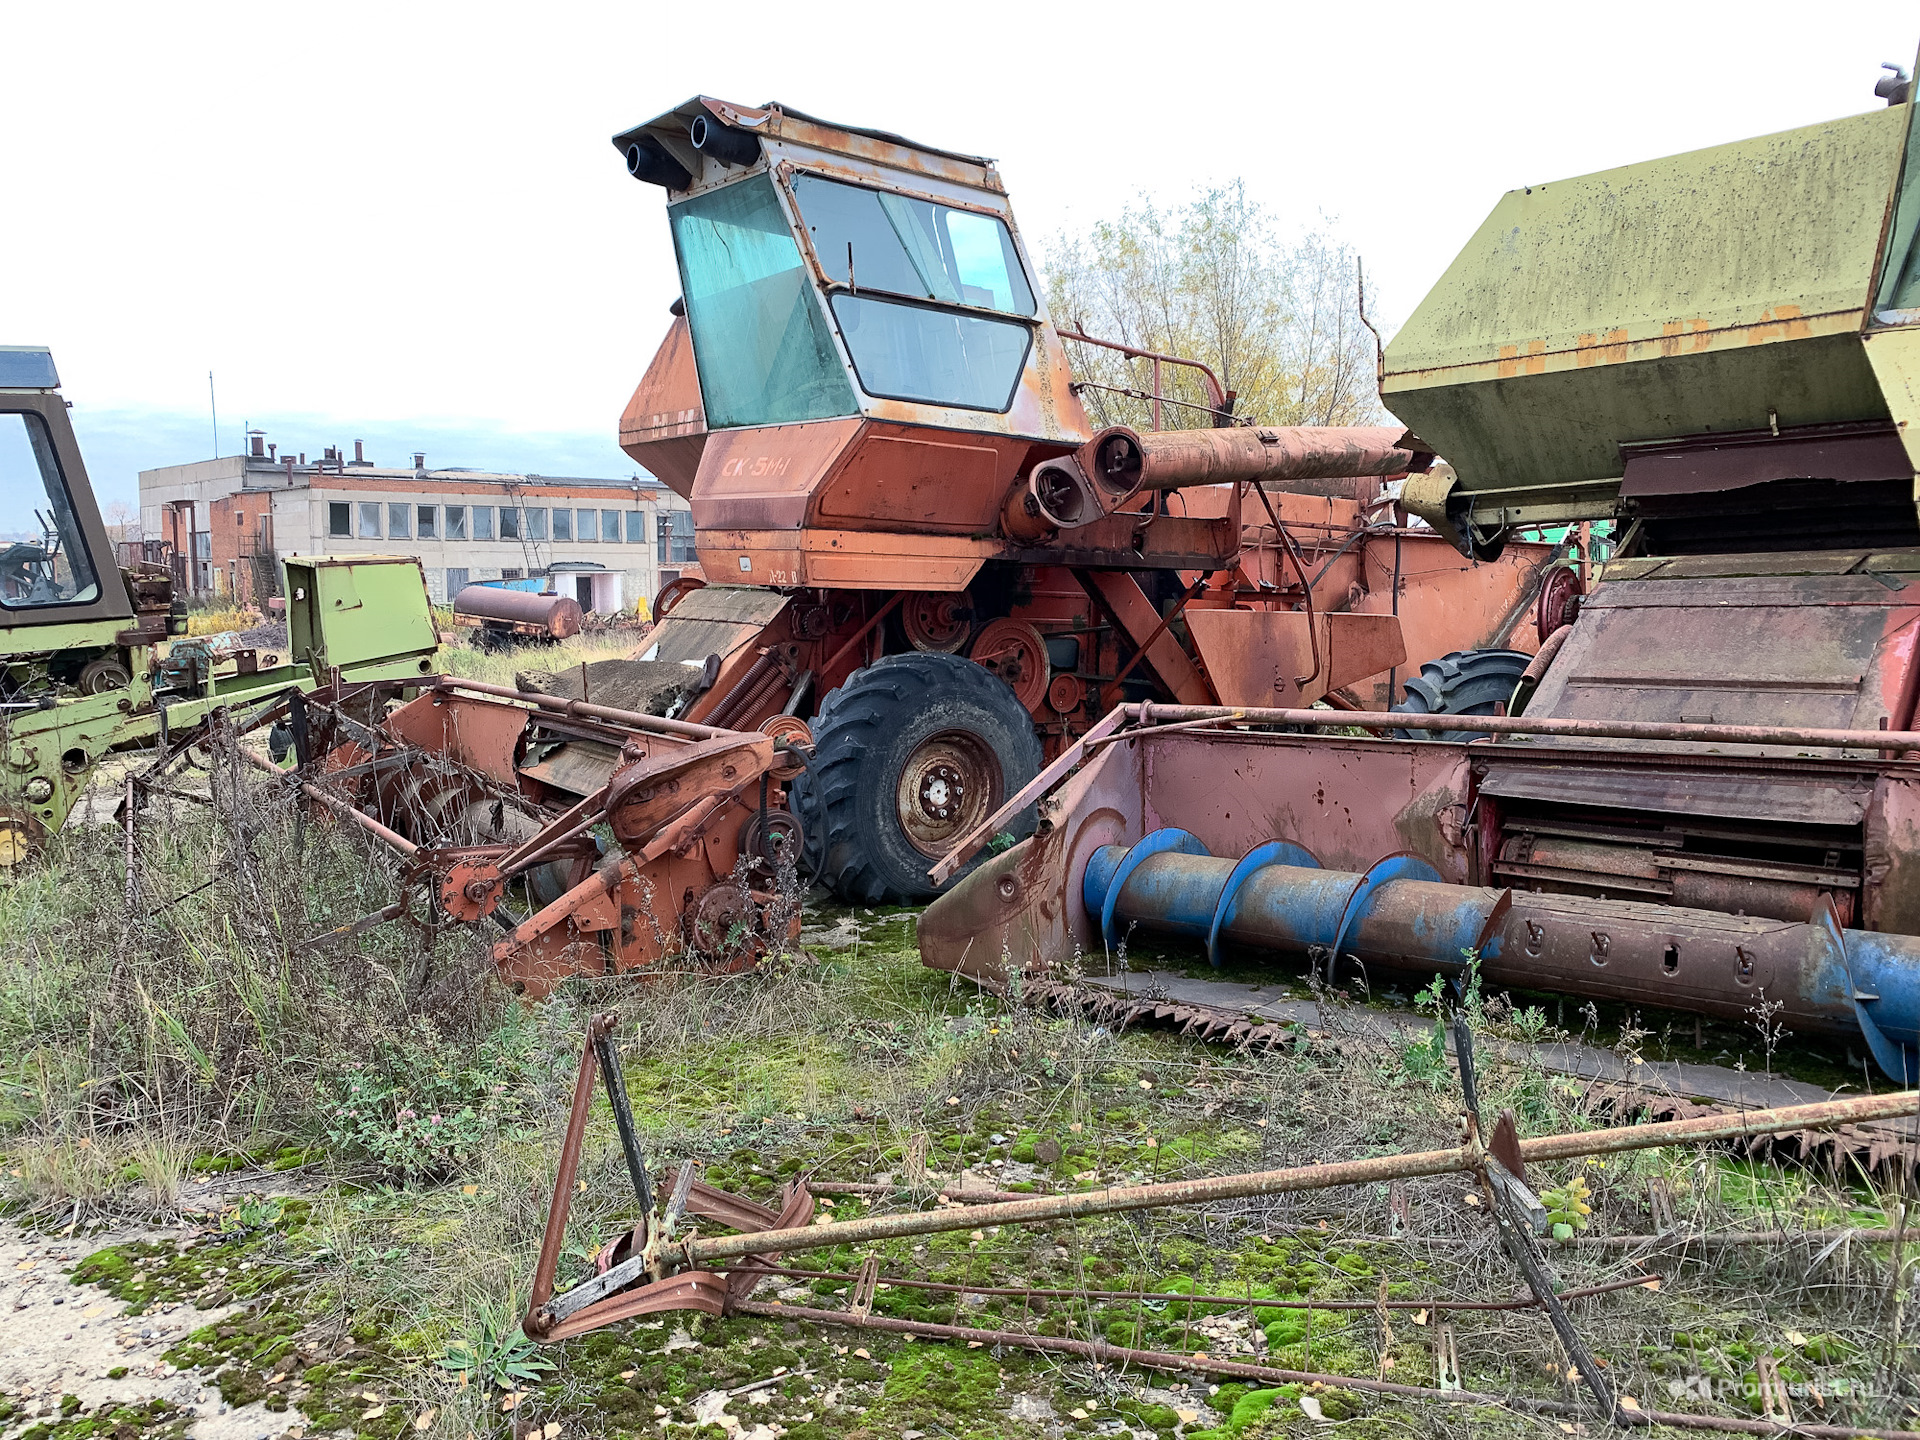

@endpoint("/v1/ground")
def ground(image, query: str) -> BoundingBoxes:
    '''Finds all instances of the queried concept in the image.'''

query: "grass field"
[0,742,1915,1440]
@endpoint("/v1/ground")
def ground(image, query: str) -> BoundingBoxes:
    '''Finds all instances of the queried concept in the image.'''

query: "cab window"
[0,413,99,608]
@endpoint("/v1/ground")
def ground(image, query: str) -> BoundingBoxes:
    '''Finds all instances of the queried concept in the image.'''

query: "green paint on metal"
[1384,107,1912,503]
[285,557,439,676]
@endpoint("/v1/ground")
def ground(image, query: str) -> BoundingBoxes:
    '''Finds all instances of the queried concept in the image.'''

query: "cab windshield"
[793,174,1035,411]
[0,412,98,609]
[669,175,858,429]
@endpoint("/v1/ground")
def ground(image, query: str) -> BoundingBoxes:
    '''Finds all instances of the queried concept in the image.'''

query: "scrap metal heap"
[520,1011,1918,1434]
[919,60,1920,1085]
[606,98,1561,907]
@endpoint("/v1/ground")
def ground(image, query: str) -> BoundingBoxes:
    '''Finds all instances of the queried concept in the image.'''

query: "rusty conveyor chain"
[988,973,1920,1178]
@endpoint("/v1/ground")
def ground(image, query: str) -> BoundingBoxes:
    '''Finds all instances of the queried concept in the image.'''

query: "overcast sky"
[6,2,1916,508]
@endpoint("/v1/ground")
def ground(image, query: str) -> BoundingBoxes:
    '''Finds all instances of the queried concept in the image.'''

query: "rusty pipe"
[242,750,418,856]
[434,677,729,741]
[1112,701,1920,753]
[679,1090,1917,1266]
[1084,425,1434,495]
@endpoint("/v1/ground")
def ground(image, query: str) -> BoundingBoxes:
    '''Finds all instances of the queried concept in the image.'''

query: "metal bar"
[1110,702,1920,753]
[759,1262,1655,1312]
[730,1301,1916,1439]
[1055,327,1229,410]
[498,785,611,876]
[433,676,728,741]
[682,1091,1918,1265]
[927,704,1132,885]
[1097,573,1211,711]
[816,592,907,683]
[524,1014,609,1326]
[590,1024,651,1208]
[242,749,418,856]
[1456,1022,1617,1423]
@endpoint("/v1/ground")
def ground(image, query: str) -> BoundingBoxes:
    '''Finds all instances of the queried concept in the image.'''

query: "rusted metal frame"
[1055,327,1230,412]
[1095,572,1214,711]
[681,1091,1920,1266]
[433,676,727,741]
[927,704,1132,884]
[1071,381,1235,428]
[493,792,729,961]
[817,592,908,682]
[526,1013,614,1328]
[731,1300,1916,1439]
[757,1261,1655,1312]
[1250,480,1322,685]
[242,749,419,856]
[497,784,611,877]
[1112,701,1920,753]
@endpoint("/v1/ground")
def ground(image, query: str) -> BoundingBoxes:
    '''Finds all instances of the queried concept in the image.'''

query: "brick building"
[138,436,699,611]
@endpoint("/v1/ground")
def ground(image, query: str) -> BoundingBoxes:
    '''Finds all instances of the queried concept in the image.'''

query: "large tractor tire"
[793,652,1042,905]
[1389,648,1533,742]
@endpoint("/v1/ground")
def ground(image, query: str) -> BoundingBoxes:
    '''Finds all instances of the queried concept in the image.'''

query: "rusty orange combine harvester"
[268,94,1568,994]
[607,96,1560,906]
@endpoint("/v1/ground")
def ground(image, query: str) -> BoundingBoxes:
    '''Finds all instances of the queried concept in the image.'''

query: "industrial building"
[137,436,699,611]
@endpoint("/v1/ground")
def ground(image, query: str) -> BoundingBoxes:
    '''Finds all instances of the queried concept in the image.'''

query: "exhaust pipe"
[689,113,761,168]
[626,136,693,190]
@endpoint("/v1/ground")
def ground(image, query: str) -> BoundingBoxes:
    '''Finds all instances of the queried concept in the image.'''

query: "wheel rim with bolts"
[896,729,999,858]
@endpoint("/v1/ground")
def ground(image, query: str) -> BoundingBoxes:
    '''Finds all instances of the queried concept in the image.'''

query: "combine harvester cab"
[607,99,1560,904]
[921,69,1920,1082]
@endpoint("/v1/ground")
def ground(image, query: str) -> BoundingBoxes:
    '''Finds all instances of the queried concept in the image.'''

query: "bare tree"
[101,500,143,540]
[1042,183,1384,432]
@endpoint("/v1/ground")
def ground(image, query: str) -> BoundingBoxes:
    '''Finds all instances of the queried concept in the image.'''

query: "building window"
[417,505,437,539]
[444,505,467,540]
[575,509,597,542]
[234,511,246,527]
[358,501,382,538]
[553,507,573,542]
[659,509,696,564]
[625,510,646,543]
[601,509,621,542]
[499,507,520,540]
[526,507,549,541]
[502,567,523,581]
[328,502,351,537]
[388,503,411,539]
[446,567,469,596]
[473,505,493,540]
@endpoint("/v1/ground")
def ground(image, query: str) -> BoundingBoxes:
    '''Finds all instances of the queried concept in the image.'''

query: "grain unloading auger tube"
[916,703,1920,1083]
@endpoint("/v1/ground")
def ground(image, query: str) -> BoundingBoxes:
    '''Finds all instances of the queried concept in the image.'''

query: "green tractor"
[0,345,441,861]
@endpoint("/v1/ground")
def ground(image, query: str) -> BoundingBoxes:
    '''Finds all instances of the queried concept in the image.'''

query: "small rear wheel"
[793,652,1041,904]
